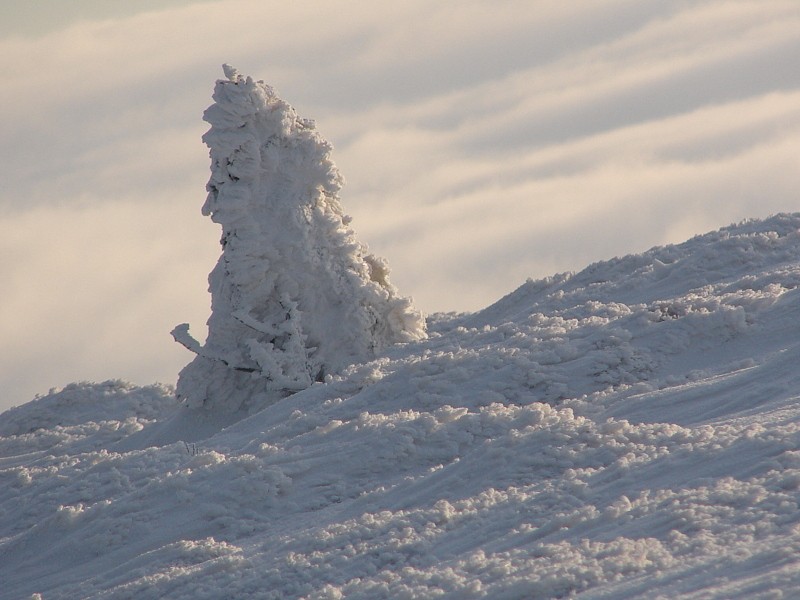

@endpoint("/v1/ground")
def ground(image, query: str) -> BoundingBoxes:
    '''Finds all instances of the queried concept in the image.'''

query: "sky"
[1,0,799,411]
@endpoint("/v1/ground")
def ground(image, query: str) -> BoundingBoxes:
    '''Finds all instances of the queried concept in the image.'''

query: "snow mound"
[0,381,175,441]
[173,66,426,413]
[3,214,800,598]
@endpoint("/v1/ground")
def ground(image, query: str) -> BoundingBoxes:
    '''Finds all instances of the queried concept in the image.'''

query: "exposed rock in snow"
[172,66,426,412]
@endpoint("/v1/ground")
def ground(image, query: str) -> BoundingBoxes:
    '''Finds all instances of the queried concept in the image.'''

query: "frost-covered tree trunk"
[172,65,426,412]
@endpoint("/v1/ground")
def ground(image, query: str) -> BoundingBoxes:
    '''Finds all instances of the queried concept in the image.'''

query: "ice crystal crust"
[173,66,426,411]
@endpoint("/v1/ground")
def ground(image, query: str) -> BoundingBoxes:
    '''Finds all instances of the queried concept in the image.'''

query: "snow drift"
[172,65,425,413]
[3,214,800,599]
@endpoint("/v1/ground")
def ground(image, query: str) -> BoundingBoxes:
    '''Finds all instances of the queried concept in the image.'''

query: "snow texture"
[173,65,426,412]
[4,213,800,599]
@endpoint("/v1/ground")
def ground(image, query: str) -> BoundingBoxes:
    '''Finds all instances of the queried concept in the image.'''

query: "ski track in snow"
[3,214,800,598]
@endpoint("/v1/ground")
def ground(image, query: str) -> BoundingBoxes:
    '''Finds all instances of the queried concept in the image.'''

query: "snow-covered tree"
[172,65,426,412]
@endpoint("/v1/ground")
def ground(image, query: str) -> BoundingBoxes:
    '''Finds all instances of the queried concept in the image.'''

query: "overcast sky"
[2,0,799,411]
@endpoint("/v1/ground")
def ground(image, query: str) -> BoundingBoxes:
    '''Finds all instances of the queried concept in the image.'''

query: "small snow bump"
[221,63,241,81]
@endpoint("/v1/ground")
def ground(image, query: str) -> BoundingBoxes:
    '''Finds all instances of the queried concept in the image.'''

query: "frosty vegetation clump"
[173,65,426,411]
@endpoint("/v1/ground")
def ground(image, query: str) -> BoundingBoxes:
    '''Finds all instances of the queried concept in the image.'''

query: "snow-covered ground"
[3,214,800,599]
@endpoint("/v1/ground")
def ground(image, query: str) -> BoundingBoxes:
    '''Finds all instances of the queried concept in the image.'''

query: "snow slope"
[3,214,800,599]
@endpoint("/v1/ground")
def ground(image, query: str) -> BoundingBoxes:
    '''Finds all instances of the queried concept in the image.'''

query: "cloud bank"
[1,0,799,410]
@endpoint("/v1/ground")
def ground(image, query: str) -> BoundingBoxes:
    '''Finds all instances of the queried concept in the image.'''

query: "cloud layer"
[1,0,799,409]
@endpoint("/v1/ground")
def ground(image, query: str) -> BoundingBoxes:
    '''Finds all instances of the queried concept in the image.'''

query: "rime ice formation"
[172,65,426,411]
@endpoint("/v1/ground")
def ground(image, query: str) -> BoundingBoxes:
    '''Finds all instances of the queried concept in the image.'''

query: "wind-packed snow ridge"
[173,65,426,411]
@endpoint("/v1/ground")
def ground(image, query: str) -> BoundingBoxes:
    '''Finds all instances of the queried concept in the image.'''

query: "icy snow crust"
[173,66,425,412]
[4,215,800,598]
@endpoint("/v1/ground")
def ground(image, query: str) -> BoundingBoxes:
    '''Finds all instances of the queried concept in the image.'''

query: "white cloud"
[0,198,218,407]
[1,0,799,409]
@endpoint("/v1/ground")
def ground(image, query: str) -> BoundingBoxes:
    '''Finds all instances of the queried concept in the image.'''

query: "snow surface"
[3,214,800,598]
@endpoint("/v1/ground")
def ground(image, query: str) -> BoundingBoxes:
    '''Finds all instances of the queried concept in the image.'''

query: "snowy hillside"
[3,214,800,599]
